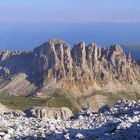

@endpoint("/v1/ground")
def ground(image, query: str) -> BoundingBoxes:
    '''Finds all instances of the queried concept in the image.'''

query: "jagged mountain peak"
[49,38,68,45]
[34,39,125,55]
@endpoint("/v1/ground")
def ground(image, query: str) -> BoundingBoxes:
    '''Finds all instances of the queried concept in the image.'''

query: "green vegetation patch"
[0,95,47,111]
[48,95,78,114]
[78,90,140,111]
[95,90,140,107]
[111,91,140,106]
[0,91,79,114]
[0,89,139,114]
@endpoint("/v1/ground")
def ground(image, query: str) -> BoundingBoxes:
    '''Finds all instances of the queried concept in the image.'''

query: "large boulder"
[25,107,73,120]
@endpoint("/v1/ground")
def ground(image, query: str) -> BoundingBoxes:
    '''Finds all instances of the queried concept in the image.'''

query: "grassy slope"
[91,91,140,107]
[0,91,79,114]
[0,90,139,114]
[48,95,78,114]
[0,95,47,111]
[108,91,140,106]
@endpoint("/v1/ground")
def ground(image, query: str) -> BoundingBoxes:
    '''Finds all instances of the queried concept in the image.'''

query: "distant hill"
[122,45,140,60]
[137,60,140,65]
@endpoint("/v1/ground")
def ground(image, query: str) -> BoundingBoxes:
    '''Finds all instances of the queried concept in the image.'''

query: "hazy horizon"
[0,0,140,51]
[0,23,140,51]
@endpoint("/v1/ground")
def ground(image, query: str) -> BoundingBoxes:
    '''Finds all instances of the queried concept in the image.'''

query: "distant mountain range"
[122,45,140,60]
[0,39,139,111]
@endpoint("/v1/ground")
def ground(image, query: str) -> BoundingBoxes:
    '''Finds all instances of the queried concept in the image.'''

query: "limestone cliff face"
[25,107,73,120]
[32,39,73,84]
[0,39,139,96]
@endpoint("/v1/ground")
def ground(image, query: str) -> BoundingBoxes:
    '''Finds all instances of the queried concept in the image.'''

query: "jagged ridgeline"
[0,39,139,110]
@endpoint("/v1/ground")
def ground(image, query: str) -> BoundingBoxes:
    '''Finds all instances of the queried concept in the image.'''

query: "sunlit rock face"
[32,39,73,84]
[32,39,140,82]
[25,107,73,120]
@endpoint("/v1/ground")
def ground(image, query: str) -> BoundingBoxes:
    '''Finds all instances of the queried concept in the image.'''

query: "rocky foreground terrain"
[0,100,140,140]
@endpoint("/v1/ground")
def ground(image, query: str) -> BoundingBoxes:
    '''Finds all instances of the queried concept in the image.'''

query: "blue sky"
[0,0,140,51]
[0,0,140,24]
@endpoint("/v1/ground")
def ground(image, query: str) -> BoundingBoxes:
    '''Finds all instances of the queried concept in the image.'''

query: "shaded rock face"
[0,39,139,95]
[0,51,33,79]
[25,107,73,120]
